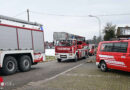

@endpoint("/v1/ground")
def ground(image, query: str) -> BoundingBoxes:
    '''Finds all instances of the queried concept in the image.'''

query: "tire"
[83,54,87,59]
[89,53,92,56]
[57,59,61,62]
[1,56,17,75]
[98,64,100,68]
[83,56,86,59]
[73,55,78,62]
[18,55,31,72]
[100,61,107,72]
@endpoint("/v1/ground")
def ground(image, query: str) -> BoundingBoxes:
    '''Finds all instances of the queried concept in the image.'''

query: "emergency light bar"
[118,38,130,40]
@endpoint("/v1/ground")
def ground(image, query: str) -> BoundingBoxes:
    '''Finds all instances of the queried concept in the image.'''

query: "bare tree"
[103,23,116,41]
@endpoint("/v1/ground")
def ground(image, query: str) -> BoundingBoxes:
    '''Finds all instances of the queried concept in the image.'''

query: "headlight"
[69,53,73,56]
[0,82,5,87]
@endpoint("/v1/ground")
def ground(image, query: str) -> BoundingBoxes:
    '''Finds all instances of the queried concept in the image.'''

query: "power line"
[97,13,130,16]
[30,10,130,17]
[30,11,89,17]
[13,10,130,18]
[13,11,26,17]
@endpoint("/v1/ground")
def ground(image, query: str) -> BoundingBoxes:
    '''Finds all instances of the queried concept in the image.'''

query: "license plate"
[60,55,67,58]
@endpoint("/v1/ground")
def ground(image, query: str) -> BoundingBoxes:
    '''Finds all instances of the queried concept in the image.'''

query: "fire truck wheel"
[100,61,107,72]
[57,59,61,62]
[18,55,31,72]
[1,56,17,75]
[83,55,87,59]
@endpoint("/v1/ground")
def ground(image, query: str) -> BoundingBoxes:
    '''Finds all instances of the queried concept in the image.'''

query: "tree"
[103,23,116,41]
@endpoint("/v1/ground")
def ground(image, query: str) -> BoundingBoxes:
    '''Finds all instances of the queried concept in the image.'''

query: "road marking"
[28,63,83,86]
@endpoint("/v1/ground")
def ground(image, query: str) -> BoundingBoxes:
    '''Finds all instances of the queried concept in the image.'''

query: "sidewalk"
[15,56,130,90]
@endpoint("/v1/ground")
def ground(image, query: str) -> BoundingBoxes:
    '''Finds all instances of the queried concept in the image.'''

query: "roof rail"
[0,15,42,26]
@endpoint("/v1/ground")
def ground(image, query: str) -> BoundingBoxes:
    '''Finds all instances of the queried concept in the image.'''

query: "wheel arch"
[100,60,105,63]
[98,60,106,67]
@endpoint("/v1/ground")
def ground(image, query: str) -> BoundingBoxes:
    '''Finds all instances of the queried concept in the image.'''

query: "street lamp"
[89,15,101,41]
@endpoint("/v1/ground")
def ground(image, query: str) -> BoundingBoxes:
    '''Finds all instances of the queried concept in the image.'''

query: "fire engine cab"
[53,32,89,62]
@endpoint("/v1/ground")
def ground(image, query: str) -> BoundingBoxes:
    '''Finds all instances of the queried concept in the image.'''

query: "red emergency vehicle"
[0,77,4,87]
[54,32,89,62]
[89,46,95,56]
[0,15,45,75]
[96,39,130,72]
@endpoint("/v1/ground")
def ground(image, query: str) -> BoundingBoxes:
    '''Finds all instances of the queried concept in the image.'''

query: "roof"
[100,39,130,43]
[0,23,43,32]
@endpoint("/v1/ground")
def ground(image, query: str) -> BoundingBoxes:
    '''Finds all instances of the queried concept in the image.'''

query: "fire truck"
[0,15,45,75]
[89,45,95,56]
[53,32,89,62]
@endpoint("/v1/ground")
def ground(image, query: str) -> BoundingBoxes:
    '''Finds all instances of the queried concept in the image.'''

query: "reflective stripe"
[99,55,114,58]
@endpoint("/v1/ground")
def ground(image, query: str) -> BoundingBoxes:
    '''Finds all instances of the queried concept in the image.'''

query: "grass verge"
[45,56,56,62]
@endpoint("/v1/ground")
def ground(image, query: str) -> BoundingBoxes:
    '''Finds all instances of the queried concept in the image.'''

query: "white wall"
[45,49,55,56]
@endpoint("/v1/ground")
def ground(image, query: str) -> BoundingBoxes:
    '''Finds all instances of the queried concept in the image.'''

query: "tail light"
[0,77,4,87]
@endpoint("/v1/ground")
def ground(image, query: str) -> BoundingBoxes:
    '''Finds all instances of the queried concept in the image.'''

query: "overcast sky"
[0,0,130,41]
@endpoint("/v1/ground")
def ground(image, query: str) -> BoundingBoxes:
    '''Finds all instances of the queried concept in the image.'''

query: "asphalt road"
[1,59,86,90]
[13,56,130,90]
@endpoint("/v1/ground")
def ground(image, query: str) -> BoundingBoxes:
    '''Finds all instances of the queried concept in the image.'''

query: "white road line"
[28,63,83,86]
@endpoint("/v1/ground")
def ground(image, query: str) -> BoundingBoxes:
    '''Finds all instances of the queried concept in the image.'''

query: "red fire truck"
[53,32,89,62]
[0,15,45,75]
[89,45,95,56]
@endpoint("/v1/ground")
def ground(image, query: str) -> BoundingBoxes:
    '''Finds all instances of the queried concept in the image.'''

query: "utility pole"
[27,9,30,22]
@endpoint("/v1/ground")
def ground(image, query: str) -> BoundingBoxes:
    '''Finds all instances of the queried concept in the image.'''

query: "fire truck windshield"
[56,40,73,46]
